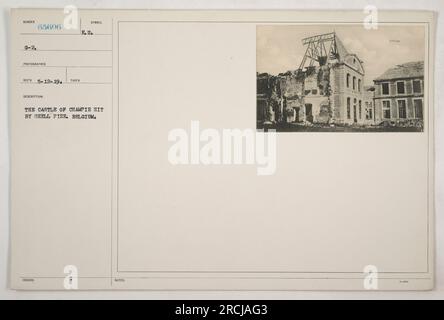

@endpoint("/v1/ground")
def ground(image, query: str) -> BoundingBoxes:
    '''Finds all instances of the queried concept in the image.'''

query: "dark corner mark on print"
[256,25,425,132]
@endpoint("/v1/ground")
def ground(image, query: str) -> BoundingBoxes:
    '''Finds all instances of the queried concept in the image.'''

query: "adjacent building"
[373,61,424,125]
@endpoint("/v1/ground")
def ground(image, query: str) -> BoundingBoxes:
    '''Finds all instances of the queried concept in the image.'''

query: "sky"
[257,24,425,85]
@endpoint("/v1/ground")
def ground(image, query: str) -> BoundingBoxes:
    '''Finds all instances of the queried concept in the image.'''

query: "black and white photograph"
[257,25,426,132]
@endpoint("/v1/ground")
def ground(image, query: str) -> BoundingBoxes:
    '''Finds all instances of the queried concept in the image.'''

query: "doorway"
[305,104,313,123]
[295,107,300,122]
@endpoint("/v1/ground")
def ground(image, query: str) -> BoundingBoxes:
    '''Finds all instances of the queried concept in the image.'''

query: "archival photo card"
[9,9,434,291]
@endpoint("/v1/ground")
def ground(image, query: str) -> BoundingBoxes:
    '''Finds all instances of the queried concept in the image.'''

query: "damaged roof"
[374,61,424,81]
[335,35,349,61]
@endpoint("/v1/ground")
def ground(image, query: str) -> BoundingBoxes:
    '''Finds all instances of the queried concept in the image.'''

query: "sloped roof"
[335,35,349,61]
[374,61,424,81]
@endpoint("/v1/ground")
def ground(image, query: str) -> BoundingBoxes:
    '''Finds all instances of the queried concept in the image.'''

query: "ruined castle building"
[373,61,424,124]
[256,32,366,126]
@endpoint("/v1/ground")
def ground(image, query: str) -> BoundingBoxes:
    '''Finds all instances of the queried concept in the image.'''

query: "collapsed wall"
[257,64,337,125]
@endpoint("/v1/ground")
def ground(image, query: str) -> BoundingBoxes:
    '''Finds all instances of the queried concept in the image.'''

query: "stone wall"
[256,64,342,125]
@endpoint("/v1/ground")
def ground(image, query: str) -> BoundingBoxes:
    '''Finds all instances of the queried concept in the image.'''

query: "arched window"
[359,100,362,119]
[358,79,361,92]
[346,74,350,88]
[353,76,356,90]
